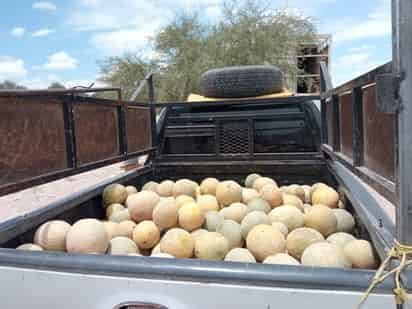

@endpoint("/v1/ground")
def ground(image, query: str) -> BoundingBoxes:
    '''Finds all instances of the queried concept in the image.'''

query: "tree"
[48,82,66,89]
[0,80,26,90]
[98,0,316,102]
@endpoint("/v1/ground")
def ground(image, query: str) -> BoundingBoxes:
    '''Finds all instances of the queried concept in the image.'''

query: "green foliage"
[0,80,26,90]
[48,82,66,89]
[98,0,316,101]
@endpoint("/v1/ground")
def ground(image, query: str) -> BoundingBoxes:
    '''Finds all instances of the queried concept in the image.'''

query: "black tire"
[199,65,283,98]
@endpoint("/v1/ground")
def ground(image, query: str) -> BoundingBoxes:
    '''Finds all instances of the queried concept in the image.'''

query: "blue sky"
[0,0,392,89]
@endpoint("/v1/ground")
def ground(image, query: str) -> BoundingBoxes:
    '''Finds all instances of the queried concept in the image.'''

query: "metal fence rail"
[0,88,154,196]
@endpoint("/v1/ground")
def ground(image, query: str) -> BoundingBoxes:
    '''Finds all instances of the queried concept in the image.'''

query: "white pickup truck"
[0,1,411,308]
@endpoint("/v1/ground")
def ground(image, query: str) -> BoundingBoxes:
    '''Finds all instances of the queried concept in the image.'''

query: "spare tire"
[199,65,283,98]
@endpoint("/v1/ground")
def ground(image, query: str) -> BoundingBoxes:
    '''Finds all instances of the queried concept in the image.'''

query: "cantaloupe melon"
[200,178,219,195]
[259,184,283,208]
[125,185,138,196]
[286,185,306,203]
[311,186,339,208]
[271,222,288,237]
[197,195,219,213]
[109,209,131,223]
[217,220,243,249]
[333,209,355,233]
[219,202,248,223]
[173,179,197,198]
[245,173,261,188]
[240,211,271,239]
[263,253,300,265]
[343,240,376,269]
[132,221,160,249]
[216,181,242,207]
[152,197,178,231]
[301,242,351,268]
[269,205,304,232]
[204,211,224,232]
[160,228,194,258]
[282,194,304,211]
[151,243,162,255]
[157,180,175,197]
[106,203,125,219]
[102,183,128,206]
[178,202,205,231]
[310,183,329,197]
[175,195,195,209]
[34,220,71,252]
[301,185,312,204]
[191,229,209,242]
[246,224,286,262]
[286,227,324,260]
[241,188,260,204]
[108,236,139,255]
[304,205,337,237]
[252,177,277,192]
[126,191,160,223]
[66,219,109,254]
[116,220,136,239]
[103,221,119,240]
[16,243,43,251]
[247,197,271,214]
[142,181,159,193]
[224,248,256,263]
[327,232,356,248]
[194,232,229,260]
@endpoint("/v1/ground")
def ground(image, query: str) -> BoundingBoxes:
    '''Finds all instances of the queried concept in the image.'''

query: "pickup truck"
[0,2,411,308]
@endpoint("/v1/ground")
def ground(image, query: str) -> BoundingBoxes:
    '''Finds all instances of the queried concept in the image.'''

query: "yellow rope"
[355,240,412,308]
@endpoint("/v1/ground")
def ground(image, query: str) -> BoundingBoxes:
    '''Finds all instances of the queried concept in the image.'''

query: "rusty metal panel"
[362,84,395,181]
[339,92,354,158]
[325,101,334,147]
[126,106,151,153]
[73,103,120,166]
[0,96,68,186]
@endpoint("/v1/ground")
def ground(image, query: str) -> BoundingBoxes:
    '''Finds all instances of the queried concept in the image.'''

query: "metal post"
[332,94,341,152]
[148,75,157,151]
[352,87,364,166]
[319,62,332,145]
[393,0,412,244]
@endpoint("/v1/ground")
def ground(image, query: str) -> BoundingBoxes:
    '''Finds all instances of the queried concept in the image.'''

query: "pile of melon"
[16,175,377,269]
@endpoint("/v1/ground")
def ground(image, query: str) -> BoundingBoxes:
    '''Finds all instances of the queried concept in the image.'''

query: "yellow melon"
[194,232,229,260]
[66,219,109,254]
[116,220,136,238]
[108,236,139,255]
[16,243,43,251]
[102,183,128,206]
[173,179,197,198]
[109,209,131,223]
[241,188,260,204]
[246,224,286,262]
[301,242,351,268]
[327,232,356,249]
[142,181,159,193]
[252,177,277,192]
[132,221,160,249]
[263,253,300,265]
[34,220,71,252]
[106,203,125,219]
[216,220,243,249]
[152,197,178,231]
[269,205,304,232]
[333,209,355,233]
[311,186,339,208]
[175,195,195,209]
[197,195,220,213]
[240,211,271,239]
[216,180,242,207]
[200,178,219,195]
[219,202,248,223]
[160,228,194,258]
[286,227,325,260]
[247,197,271,214]
[260,184,283,208]
[126,191,160,223]
[224,248,256,263]
[178,202,205,231]
[282,194,304,211]
[343,240,376,269]
[157,180,175,197]
[204,211,224,232]
[125,185,138,196]
[245,173,261,188]
[304,205,337,237]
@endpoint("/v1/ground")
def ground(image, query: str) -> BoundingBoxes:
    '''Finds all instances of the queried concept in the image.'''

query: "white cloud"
[32,29,54,37]
[90,26,160,56]
[333,0,390,43]
[10,27,25,37]
[44,51,78,70]
[32,1,57,11]
[0,57,28,80]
